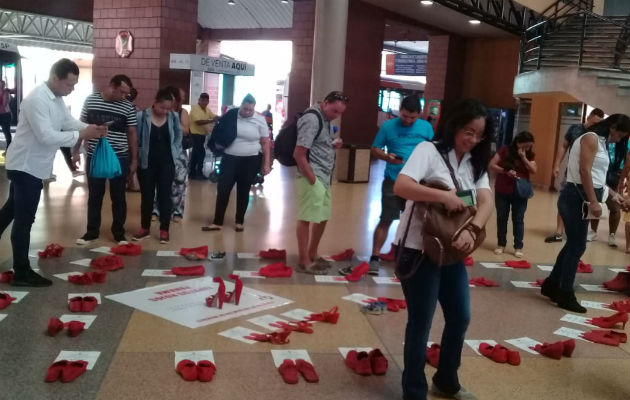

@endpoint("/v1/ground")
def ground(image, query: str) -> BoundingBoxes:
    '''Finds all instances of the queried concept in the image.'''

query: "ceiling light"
[469,19,481,24]
[420,1,434,5]
[228,0,235,4]
[281,0,289,3]
[67,23,74,30]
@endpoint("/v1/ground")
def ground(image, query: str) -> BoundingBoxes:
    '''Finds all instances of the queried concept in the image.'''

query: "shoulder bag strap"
[434,143,461,192]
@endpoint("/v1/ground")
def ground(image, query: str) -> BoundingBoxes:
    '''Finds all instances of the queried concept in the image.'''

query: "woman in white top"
[394,99,494,400]
[542,114,630,313]
[204,94,271,232]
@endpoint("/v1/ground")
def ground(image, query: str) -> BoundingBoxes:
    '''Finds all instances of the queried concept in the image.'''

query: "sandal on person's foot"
[297,262,329,275]
[201,224,222,232]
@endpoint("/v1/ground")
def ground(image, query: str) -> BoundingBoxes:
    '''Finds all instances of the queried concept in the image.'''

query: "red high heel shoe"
[206,277,225,309]
[530,342,564,359]
[0,292,16,309]
[306,306,339,324]
[580,329,625,346]
[562,339,576,357]
[224,274,242,305]
[269,320,314,334]
[603,272,630,292]
[244,329,292,344]
[606,299,630,313]
[344,262,370,282]
[587,311,628,329]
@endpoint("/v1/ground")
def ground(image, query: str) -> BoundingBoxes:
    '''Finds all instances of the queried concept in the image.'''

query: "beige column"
[310,0,349,104]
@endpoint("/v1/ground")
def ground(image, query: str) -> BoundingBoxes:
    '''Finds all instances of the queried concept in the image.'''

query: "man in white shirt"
[0,59,106,287]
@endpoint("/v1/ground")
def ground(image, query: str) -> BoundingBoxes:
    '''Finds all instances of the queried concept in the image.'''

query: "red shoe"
[171,265,206,276]
[224,274,243,305]
[464,256,474,266]
[66,320,86,337]
[197,360,216,382]
[347,350,372,375]
[344,262,370,282]
[259,262,293,278]
[607,299,630,313]
[479,343,507,363]
[369,349,388,375]
[505,260,531,269]
[90,255,124,271]
[608,331,628,343]
[81,296,98,312]
[270,320,314,334]
[531,279,545,287]
[45,360,67,382]
[38,243,64,258]
[469,277,499,287]
[0,292,16,309]
[530,342,563,359]
[68,296,84,313]
[587,311,628,329]
[179,246,209,260]
[507,349,521,366]
[61,360,88,382]
[580,330,624,346]
[295,359,319,382]
[562,339,576,357]
[330,248,355,261]
[379,244,396,262]
[306,306,339,324]
[577,260,593,273]
[47,318,64,336]
[159,230,169,244]
[206,277,225,309]
[0,270,14,283]
[426,344,440,368]
[88,271,107,283]
[603,272,630,292]
[377,297,407,311]
[278,359,299,384]
[258,248,287,259]
[176,359,198,381]
[110,243,142,256]
[68,273,93,285]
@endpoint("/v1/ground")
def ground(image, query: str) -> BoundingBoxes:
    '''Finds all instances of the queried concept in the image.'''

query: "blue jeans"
[495,192,528,249]
[549,184,601,290]
[0,170,43,276]
[399,248,471,400]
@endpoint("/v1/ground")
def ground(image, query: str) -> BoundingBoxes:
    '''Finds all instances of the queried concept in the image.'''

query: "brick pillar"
[92,0,197,109]
[196,40,221,114]
[287,0,316,119]
[424,34,466,116]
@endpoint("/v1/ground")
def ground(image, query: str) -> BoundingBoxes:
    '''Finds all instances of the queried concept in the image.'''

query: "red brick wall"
[92,0,197,109]
[423,34,467,117]
[340,0,385,146]
[287,0,316,120]
[197,40,221,115]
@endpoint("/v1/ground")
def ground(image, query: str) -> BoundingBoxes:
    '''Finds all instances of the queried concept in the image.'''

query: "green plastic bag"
[89,138,122,179]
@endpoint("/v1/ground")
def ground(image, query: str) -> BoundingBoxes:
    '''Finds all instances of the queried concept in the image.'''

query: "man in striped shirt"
[74,75,138,245]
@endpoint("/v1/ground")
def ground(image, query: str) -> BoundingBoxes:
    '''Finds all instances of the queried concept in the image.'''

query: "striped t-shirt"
[81,92,137,156]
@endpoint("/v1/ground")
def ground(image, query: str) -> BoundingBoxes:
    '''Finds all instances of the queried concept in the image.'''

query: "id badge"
[457,189,476,207]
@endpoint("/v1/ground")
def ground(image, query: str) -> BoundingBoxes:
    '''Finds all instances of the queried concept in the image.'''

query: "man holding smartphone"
[340,95,433,276]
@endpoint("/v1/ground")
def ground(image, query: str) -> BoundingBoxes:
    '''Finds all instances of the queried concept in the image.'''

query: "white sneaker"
[608,233,617,248]
[586,230,597,242]
[72,170,85,177]
[493,247,504,255]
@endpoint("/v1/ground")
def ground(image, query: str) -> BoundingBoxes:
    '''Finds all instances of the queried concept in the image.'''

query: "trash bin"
[336,144,371,183]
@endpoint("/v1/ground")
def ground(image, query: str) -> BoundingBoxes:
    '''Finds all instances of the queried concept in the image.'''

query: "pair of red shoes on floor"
[469,277,499,287]
[245,329,292,344]
[206,275,242,309]
[607,299,630,313]
[0,292,16,309]
[504,260,531,269]
[603,272,629,292]
[47,318,85,337]
[529,339,575,359]
[110,243,142,256]
[171,265,206,276]
[278,359,319,384]
[331,248,355,261]
[345,349,388,376]
[259,248,287,259]
[180,246,208,261]
[90,255,124,271]
[68,271,107,285]
[68,296,98,313]
[586,311,628,329]
[581,329,627,346]
[45,360,88,383]
[38,243,64,259]
[479,343,520,365]
[344,262,370,282]
[176,359,217,382]
[259,262,293,278]
[306,306,340,324]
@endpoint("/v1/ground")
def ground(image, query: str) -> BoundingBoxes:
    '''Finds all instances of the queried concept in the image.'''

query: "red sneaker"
[196,360,216,382]
[369,349,388,375]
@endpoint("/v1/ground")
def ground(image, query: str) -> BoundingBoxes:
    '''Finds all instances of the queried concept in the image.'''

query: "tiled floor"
[0,154,628,400]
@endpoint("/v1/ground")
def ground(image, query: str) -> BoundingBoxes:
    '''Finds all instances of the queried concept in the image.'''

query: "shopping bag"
[89,138,122,179]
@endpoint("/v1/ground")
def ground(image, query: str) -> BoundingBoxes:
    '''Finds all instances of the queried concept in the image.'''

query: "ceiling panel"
[198,0,293,29]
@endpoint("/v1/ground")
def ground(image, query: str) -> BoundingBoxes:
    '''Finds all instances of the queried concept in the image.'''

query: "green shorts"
[297,176,331,223]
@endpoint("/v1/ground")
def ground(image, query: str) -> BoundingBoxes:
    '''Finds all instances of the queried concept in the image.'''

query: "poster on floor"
[106,277,293,329]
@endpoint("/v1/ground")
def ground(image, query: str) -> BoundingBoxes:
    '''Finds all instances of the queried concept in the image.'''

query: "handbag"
[89,138,122,179]
[514,177,534,199]
[182,133,193,150]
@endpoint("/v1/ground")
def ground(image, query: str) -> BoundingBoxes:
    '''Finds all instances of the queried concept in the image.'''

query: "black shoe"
[114,233,128,244]
[544,234,563,243]
[555,289,586,313]
[11,270,52,287]
[541,278,559,302]
[76,233,98,245]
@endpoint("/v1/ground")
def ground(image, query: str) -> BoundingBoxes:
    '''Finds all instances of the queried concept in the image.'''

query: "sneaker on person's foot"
[368,259,379,275]
[132,228,151,241]
[114,234,128,245]
[587,230,597,242]
[608,233,617,248]
[544,234,563,243]
[338,265,353,276]
[159,230,169,244]
[76,233,98,245]
[11,270,52,287]
[493,247,504,255]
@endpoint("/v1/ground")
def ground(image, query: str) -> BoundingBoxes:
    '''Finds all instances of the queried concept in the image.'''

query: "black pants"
[0,170,43,276]
[189,134,206,177]
[139,160,175,231]
[0,112,11,149]
[213,153,261,225]
[60,147,76,172]
[85,155,128,238]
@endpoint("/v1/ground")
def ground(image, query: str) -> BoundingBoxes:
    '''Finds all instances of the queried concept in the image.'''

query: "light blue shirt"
[372,117,434,181]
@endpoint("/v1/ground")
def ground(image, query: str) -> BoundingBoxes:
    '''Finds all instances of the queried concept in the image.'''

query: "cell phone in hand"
[394,155,403,160]
[102,120,115,126]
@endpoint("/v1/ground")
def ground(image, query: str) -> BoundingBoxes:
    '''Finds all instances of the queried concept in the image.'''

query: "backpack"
[274,109,323,166]
[207,108,239,155]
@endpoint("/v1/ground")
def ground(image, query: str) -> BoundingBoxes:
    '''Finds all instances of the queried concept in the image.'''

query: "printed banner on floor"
[106,277,293,329]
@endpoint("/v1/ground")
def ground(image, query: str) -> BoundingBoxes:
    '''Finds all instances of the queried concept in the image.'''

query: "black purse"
[182,134,193,150]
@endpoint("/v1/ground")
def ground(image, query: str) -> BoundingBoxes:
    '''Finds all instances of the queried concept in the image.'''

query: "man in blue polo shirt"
[340,95,433,276]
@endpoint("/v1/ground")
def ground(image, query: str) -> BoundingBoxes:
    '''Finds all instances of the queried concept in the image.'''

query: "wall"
[197,40,221,114]
[462,38,520,109]
[604,0,630,15]
[287,0,316,119]
[0,0,93,21]
[423,34,467,117]
[514,0,604,14]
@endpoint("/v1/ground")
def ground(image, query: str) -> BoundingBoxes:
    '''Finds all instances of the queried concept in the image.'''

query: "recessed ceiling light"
[281,0,289,3]
[67,23,74,30]
[228,0,235,4]
[469,19,481,24]
[420,1,434,5]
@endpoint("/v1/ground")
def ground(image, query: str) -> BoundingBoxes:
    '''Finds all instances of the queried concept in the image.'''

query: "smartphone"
[457,189,476,207]
[394,155,403,160]
[102,120,115,126]
[210,251,226,260]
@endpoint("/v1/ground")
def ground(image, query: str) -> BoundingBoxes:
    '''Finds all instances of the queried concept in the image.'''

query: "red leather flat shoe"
[45,360,68,382]
[369,349,388,375]
[306,306,339,324]
[351,351,372,375]
[507,349,521,366]
[479,343,507,363]
[603,272,630,292]
[278,359,299,384]
[180,246,208,260]
[81,296,98,312]
[295,359,319,382]
[426,344,440,368]
[171,265,205,276]
[176,359,198,381]
[587,311,628,329]
[530,342,563,359]
[68,297,84,313]
[61,360,88,383]
[90,255,124,271]
[197,360,216,382]
[110,243,142,256]
[224,274,242,305]
[577,260,593,273]
[38,243,64,259]
[258,249,287,259]
[259,262,293,278]
[66,321,86,337]
[88,271,107,283]
[331,248,355,261]
[0,292,16,309]
[0,270,14,283]
[580,330,623,346]
[68,273,93,285]
[562,339,576,357]
[505,260,531,269]
[47,318,64,336]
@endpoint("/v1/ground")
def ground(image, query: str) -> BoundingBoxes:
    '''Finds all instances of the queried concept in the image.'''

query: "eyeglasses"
[325,91,350,104]
[462,129,486,141]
